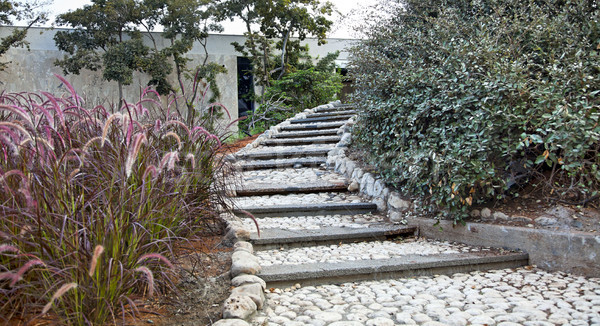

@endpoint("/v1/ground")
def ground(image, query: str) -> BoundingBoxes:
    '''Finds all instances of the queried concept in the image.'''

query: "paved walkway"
[230,104,600,326]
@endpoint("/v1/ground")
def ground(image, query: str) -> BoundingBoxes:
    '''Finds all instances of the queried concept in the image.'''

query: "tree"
[54,0,149,108]
[0,0,48,71]
[142,0,226,125]
[216,0,334,92]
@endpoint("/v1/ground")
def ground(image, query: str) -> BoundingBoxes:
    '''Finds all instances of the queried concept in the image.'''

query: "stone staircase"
[230,103,528,289]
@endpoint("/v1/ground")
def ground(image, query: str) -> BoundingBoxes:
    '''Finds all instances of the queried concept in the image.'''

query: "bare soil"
[135,235,233,326]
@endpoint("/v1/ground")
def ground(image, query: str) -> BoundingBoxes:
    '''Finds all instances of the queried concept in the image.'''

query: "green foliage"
[216,0,334,90]
[54,0,227,114]
[0,76,230,324]
[241,53,343,134]
[0,0,47,71]
[350,0,600,221]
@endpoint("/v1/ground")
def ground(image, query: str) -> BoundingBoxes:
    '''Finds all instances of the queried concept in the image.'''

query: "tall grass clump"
[0,75,231,324]
[350,0,599,221]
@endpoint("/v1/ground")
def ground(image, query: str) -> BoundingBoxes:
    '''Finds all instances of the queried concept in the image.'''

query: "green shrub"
[350,0,600,220]
[241,53,343,135]
[0,75,230,324]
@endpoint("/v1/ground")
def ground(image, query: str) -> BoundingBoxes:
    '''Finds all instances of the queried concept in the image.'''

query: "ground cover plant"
[0,75,231,324]
[350,0,600,221]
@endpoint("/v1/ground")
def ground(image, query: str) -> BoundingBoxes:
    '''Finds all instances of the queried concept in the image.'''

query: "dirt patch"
[219,134,262,155]
[133,236,233,326]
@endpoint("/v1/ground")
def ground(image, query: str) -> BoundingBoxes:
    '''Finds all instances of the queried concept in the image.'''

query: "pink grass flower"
[163,131,182,150]
[134,266,155,297]
[160,151,179,172]
[136,253,174,269]
[0,244,20,254]
[125,133,147,177]
[164,120,191,137]
[42,282,78,314]
[11,259,45,287]
[88,245,104,277]
[185,153,195,170]
[101,113,122,147]
[142,165,158,180]
[0,105,34,128]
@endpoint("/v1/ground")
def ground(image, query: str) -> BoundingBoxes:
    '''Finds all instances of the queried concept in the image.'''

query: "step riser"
[290,116,354,124]
[262,138,341,146]
[272,131,340,139]
[305,111,357,118]
[238,161,326,171]
[249,226,418,249]
[263,257,529,288]
[314,106,355,113]
[236,185,348,196]
[233,207,377,218]
[280,123,345,131]
[235,149,330,160]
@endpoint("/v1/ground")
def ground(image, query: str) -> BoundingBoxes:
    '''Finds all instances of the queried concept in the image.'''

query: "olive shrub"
[350,0,600,220]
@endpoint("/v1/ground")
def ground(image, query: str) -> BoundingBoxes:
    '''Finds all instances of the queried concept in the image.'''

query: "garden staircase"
[230,104,529,288]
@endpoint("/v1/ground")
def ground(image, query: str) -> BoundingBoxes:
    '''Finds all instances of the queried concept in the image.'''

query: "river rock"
[223,294,257,320]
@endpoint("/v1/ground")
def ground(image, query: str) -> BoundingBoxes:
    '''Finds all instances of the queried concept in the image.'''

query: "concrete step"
[236,158,327,170]
[236,181,348,196]
[261,136,341,146]
[250,225,417,250]
[280,122,345,131]
[271,129,340,139]
[314,105,355,113]
[290,115,354,124]
[258,251,529,287]
[305,110,357,118]
[234,148,331,160]
[233,202,378,218]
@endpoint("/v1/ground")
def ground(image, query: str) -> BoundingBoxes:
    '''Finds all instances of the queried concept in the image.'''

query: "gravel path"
[252,267,600,326]
[233,192,366,207]
[242,168,346,185]
[240,214,386,230]
[256,239,490,266]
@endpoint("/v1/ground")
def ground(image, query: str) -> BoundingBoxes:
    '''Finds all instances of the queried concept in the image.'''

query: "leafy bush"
[241,52,343,134]
[350,0,600,220]
[0,75,231,324]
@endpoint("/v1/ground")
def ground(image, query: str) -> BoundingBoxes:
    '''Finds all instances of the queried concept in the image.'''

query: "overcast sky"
[42,0,379,39]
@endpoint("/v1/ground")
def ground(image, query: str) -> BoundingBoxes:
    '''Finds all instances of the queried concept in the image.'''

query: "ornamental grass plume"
[88,245,104,277]
[134,266,154,297]
[41,283,78,315]
[0,75,233,325]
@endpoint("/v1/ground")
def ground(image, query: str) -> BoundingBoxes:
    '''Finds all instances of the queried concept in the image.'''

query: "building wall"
[0,27,356,130]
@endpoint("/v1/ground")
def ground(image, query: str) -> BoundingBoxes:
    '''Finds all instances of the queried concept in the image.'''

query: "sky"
[41,0,379,39]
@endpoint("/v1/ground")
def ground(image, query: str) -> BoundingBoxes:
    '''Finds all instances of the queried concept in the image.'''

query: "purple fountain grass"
[134,266,154,297]
[88,245,104,277]
[0,244,20,254]
[163,132,183,150]
[101,113,123,147]
[10,259,45,287]
[41,282,78,315]
[0,74,235,324]
[136,253,174,269]
[164,120,191,137]
[125,133,148,177]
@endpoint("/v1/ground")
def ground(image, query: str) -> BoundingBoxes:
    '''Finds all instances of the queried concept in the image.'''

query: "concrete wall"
[0,27,356,130]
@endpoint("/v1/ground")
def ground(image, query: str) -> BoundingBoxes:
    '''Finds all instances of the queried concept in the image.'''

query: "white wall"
[0,27,355,129]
